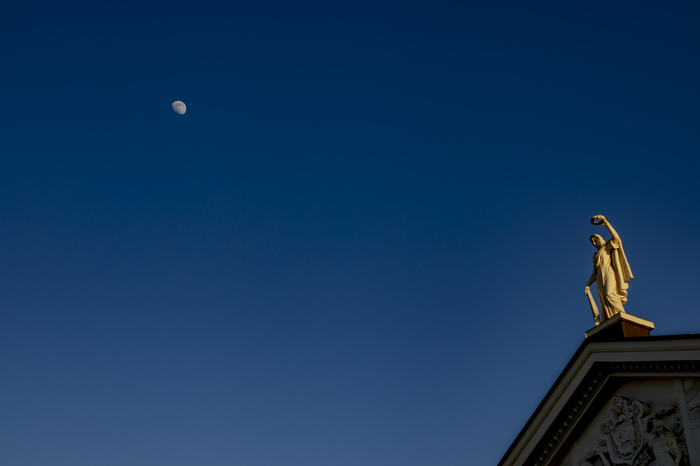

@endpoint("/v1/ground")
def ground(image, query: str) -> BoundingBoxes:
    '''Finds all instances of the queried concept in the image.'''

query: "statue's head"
[589,234,605,248]
[652,420,671,437]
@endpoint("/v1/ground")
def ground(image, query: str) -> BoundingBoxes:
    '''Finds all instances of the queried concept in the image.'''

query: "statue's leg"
[596,281,613,320]
[603,277,625,316]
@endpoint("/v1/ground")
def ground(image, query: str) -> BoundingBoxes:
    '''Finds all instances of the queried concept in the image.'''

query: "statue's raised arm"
[585,215,634,324]
[591,215,621,248]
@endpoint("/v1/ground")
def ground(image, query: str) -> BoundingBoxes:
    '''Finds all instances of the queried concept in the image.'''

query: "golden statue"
[584,215,634,325]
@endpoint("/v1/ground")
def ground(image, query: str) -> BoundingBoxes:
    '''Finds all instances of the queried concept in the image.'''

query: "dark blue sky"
[1,2,698,465]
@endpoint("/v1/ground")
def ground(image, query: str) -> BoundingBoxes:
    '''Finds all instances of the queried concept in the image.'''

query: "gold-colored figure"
[584,215,634,325]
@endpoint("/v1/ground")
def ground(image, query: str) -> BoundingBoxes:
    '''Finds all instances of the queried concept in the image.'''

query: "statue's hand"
[591,215,607,225]
[585,286,590,294]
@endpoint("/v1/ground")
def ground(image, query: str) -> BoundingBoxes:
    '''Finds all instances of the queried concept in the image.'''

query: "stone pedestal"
[584,313,655,342]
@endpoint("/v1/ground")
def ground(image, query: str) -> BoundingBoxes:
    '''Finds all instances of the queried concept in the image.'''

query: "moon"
[172,101,186,115]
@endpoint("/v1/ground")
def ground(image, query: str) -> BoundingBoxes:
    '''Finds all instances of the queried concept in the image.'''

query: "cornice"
[498,334,700,466]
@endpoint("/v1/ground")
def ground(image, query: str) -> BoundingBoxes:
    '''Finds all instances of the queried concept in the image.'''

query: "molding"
[498,335,700,466]
[528,361,700,466]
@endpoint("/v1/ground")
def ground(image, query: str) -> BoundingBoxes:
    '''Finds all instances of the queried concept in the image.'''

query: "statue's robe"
[593,238,634,320]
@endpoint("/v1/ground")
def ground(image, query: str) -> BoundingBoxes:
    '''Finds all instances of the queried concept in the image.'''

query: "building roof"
[497,323,700,466]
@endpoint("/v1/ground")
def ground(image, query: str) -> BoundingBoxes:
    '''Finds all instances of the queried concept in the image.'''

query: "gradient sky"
[1,1,699,465]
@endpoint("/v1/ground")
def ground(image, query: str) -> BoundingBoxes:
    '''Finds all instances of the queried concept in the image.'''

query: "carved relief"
[598,397,646,464]
[579,396,688,466]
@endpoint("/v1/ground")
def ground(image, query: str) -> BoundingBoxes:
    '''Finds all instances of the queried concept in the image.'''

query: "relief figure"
[644,419,682,466]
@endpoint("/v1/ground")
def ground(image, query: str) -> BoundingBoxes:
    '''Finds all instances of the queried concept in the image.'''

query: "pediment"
[551,376,699,466]
[499,336,700,466]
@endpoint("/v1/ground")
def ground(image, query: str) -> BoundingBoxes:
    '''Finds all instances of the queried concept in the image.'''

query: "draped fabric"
[593,238,634,320]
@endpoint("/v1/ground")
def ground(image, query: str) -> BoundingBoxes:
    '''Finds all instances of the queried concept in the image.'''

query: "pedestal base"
[584,313,655,342]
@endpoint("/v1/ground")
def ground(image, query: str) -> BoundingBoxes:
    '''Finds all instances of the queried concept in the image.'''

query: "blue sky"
[1,1,698,465]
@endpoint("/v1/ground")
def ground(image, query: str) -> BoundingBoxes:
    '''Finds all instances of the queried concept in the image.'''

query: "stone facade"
[498,334,700,466]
